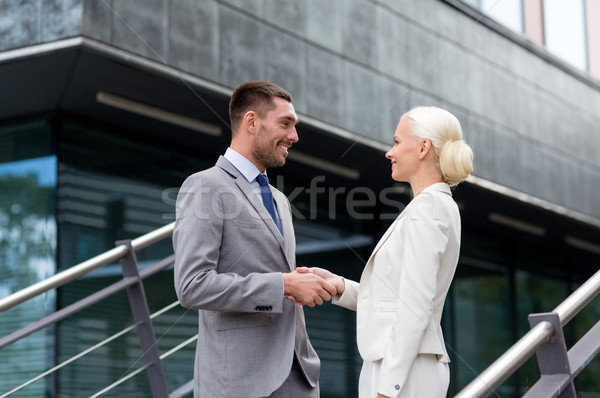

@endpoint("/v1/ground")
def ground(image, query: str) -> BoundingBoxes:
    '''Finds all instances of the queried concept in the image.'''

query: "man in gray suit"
[174,80,337,397]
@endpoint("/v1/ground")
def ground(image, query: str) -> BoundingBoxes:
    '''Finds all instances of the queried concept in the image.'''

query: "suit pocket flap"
[375,298,397,312]
[232,220,262,229]
[215,313,271,331]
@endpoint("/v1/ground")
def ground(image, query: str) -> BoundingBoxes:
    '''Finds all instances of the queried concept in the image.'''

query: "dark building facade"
[0,1,599,396]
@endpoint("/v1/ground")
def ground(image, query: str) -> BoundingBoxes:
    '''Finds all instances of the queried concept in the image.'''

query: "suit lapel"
[217,157,290,266]
[234,177,285,245]
[365,215,402,265]
[273,192,294,270]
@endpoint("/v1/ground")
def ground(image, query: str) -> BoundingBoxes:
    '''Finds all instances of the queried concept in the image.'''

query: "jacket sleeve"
[377,194,450,397]
[173,173,285,313]
[331,278,359,311]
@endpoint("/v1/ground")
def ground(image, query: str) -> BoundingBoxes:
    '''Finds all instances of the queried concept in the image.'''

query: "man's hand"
[283,271,337,307]
[296,267,345,295]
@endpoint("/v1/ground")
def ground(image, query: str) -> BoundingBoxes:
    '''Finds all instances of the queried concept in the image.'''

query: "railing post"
[524,312,576,398]
[117,240,169,398]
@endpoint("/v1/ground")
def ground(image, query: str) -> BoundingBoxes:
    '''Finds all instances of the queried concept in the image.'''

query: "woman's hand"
[376,394,390,398]
[283,270,337,307]
[296,267,345,295]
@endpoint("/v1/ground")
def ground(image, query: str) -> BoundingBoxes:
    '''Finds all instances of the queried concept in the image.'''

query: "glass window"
[0,119,56,397]
[543,0,587,70]
[445,230,517,396]
[462,0,524,33]
[449,263,513,394]
[482,0,524,33]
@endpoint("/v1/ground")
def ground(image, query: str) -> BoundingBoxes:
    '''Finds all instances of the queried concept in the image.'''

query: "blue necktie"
[256,174,283,234]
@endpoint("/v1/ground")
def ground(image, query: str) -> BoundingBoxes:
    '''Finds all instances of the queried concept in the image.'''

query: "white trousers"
[358,354,450,398]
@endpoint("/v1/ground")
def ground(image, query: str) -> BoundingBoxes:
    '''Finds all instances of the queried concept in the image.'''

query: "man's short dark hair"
[228,80,292,134]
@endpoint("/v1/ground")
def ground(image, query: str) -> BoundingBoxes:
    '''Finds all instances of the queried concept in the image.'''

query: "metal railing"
[456,267,600,397]
[2,219,599,397]
[0,222,195,398]
[0,222,175,313]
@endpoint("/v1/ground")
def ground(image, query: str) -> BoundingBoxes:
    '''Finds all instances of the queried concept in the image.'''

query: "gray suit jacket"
[173,156,320,397]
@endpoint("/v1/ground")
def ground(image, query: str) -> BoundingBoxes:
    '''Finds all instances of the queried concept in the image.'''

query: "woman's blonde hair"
[403,106,473,187]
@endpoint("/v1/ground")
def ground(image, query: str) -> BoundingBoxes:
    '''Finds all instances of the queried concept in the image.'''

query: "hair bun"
[439,139,473,187]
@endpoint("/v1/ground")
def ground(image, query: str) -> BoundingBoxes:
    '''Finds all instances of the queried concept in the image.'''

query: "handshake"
[283,267,345,307]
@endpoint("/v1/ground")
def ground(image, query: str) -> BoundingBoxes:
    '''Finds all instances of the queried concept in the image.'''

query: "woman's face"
[385,117,421,182]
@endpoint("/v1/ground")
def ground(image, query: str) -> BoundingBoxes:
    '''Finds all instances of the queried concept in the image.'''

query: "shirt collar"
[420,182,452,196]
[224,147,265,183]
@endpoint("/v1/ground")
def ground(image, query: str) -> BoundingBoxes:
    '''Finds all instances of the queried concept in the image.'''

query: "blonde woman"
[302,106,473,397]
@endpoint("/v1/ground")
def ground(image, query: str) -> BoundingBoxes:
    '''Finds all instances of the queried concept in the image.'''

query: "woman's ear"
[418,138,432,159]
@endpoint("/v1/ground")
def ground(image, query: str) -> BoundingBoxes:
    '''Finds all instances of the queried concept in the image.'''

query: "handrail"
[454,322,554,398]
[0,222,175,313]
[455,267,600,398]
[0,254,175,350]
[554,267,600,326]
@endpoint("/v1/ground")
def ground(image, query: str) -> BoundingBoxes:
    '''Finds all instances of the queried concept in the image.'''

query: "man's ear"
[243,111,258,134]
[418,138,433,159]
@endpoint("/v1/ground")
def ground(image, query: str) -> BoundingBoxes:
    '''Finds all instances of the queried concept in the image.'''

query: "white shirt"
[224,148,281,227]
[224,147,265,198]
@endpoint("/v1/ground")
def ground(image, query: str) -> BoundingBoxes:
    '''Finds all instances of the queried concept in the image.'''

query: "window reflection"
[0,156,56,294]
[0,121,56,397]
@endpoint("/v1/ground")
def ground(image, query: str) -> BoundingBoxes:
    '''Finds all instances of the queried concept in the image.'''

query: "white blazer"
[333,183,461,394]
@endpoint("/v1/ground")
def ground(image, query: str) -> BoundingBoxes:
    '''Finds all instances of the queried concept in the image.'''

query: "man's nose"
[289,127,299,143]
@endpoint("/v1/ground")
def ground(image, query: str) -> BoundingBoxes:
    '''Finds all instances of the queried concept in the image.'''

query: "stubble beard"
[254,147,285,170]
[253,132,285,170]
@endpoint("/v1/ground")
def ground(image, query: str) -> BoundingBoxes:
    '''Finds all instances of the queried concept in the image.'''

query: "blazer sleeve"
[331,278,359,311]
[377,195,450,397]
[173,173,285,313]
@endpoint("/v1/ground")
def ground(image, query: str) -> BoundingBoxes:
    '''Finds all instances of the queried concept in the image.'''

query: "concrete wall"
[0,0,81,49]
[3,0,600,221]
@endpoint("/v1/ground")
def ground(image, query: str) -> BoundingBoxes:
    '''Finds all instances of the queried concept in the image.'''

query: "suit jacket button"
[395,385,400,390]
